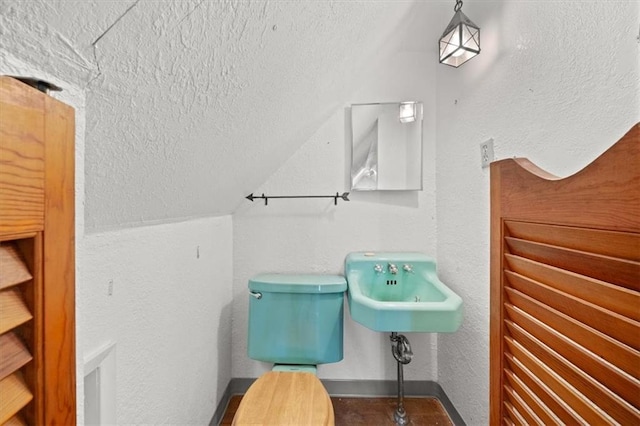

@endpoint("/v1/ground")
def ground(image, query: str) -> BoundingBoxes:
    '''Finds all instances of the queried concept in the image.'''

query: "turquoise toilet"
[233,273,347,425]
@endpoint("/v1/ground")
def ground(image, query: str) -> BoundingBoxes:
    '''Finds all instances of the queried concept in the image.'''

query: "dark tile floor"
[221,395,453,425]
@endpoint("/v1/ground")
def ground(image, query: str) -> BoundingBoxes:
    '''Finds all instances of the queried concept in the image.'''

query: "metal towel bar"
[245,192,350,206]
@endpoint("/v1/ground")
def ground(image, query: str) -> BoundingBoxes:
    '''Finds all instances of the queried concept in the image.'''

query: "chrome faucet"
[374,264,384,273]
[403,264,413,273]
[388,263,398,274]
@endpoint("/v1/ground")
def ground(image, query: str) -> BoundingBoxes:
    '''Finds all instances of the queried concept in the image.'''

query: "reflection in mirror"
[350,102,423,191]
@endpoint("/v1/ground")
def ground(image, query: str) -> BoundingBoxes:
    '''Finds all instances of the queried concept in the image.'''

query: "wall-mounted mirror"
[350,102,423,191]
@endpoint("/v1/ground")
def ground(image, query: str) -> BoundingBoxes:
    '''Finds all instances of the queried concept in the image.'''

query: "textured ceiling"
[1,0,434,231]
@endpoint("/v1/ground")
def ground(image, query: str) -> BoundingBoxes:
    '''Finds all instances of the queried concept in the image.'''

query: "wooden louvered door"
[0,76,75,425]
[490,124,640,425]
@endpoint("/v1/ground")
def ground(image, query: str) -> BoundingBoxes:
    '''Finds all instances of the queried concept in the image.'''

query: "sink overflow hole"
[386,280,397,285]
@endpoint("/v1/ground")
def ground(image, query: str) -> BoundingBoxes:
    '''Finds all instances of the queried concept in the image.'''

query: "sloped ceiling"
[1,0,433,231]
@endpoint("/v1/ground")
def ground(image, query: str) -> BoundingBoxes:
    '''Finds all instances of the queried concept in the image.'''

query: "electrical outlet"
[480,138,494,168]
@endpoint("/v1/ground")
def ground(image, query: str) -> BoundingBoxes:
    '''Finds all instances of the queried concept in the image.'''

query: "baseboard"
[209,379,253,426]
[321,378,439,397]
[210,378,465,426]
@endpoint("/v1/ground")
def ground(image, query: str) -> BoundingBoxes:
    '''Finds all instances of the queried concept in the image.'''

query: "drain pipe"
[390,332,413,425]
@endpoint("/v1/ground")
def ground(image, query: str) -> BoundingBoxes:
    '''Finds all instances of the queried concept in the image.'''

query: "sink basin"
[345,252,463,332]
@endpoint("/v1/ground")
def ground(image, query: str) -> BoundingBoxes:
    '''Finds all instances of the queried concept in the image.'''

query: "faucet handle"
[403,264,414,273]
[374,264,384,273]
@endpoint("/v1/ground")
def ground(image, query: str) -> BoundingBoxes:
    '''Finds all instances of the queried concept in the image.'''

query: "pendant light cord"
[454,0,463,12]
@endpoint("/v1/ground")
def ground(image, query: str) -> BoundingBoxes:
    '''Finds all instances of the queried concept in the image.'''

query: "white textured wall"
[434,2,640,424]
[80,216,233,425]
[232,36,441,381]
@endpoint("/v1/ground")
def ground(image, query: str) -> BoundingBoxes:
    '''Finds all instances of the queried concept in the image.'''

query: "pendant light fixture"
[439,0,480,67]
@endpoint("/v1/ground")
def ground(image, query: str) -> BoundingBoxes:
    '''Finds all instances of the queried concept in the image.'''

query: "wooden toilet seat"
[232,371,334,425]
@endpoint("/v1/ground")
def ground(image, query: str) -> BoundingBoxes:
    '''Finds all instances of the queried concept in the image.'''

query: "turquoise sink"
[345,252,463,332]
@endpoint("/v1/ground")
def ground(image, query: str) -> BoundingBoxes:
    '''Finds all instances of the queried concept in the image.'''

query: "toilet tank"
[248,274,347,365]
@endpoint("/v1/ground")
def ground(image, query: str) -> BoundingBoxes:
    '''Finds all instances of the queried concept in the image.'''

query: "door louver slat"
[505,236,640,291]
[0,372,33,424]
[0,288,32,335]
[504,285,638,379]
[505,302,638,406]
[504,353,583,424]
[505,272,639,351]
[504,384,542,425]
[505,336,608,424]
[504,369,559,425]
[0,244,32,290]
[505,254,639,321]
[504,221,640,261]
[0,332,32,382]
[3,414,28,426]
[506,320,637,424]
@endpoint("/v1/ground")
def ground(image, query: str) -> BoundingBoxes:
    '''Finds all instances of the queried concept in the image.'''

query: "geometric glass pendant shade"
[439,1,480,67]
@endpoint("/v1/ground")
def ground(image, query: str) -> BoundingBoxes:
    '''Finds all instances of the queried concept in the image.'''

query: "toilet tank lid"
[249,274,347,293]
